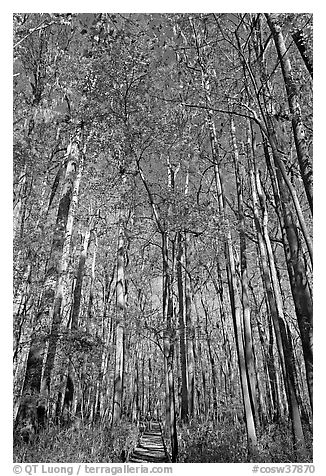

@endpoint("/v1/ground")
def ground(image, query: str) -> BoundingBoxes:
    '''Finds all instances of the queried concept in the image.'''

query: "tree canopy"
[13,13,313,464]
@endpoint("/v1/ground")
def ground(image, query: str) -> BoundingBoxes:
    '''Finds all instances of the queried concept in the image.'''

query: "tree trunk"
[41,138,84,400]
[292,29,313,78]
[259,189,307,457]
[162,232,178,461]
[185,272,195,417]
[138,157,178,459]
[112,222,126,426]
[266,13,313,213]
[231,116,258,423]
[263,140,313,409]
[176,232,188,421]
[279,318,307,460]
[225,241,258,457]
[133,356,140,423]
[13,263,33,421]
[13,162,27,239]
[191,289,208,419]
[184,170,195,417]
[201,296,219,421]
[70,220,93,330]
[249,137,307,457]
[86,231,98,333]
[21,138,81,408]
[248,25,313,408]
[198,58,257,454]
[256,312,280,422]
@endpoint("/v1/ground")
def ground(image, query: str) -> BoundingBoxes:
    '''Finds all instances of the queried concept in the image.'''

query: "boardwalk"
[128,422,169,463]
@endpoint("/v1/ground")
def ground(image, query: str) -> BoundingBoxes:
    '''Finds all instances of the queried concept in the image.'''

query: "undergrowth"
[177,419,313,463]
[14,416,313,463]
[13,419,139,463]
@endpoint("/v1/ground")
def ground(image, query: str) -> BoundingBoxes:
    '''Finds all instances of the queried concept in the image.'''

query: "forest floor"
[13,418,313,463]
[128,422,169,463]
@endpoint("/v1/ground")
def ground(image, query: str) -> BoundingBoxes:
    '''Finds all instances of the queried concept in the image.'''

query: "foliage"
[13,419,139,463]
[178,419,247,462]
[256,422,313,463]
[178,419,313,463]
[13,12,313,464]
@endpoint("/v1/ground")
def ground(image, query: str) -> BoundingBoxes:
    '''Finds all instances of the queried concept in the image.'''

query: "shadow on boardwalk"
[128,422,169,463]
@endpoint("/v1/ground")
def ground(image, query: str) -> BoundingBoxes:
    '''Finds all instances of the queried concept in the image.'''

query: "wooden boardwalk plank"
[128,423,169,463]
